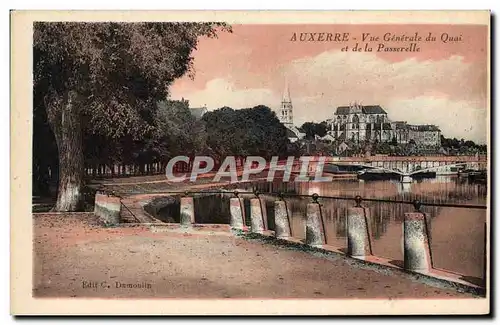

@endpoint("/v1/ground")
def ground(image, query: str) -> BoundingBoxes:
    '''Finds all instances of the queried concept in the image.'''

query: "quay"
[33,212,480,299]
[89,188,487,297]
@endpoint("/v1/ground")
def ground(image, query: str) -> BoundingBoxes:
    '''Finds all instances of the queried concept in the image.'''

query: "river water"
[155,176,487,282]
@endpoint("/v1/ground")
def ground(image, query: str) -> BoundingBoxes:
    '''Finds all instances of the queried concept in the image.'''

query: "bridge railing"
[331,155,487,163]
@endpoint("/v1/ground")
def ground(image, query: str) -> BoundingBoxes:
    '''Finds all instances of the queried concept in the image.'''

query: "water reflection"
[398,182,412,194]
[248,176,487,278]
[150,176,486,279]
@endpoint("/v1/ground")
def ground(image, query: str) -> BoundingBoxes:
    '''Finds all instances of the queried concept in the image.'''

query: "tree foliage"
[299,121,328,139]
[34,22,230,140]
[149,99,207,159]
[440,135,487,154]
[33,22,230,210]
[202,105,290,160]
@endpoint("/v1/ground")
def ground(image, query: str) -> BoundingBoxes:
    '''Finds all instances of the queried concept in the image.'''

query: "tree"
[34,22,230,211]
[149,99,207,160]
[202,105,289,160]
[317,121,329,138]
[33,96,59,196]
[464,140,476,147]
[201,106,241,160]
[299,122,316,140]
[405,139,417,155]
[249,105,290,158]
[439,135,487,154]
[299,121,328,140]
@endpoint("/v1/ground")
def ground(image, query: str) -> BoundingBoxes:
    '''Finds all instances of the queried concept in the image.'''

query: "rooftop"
[335,105,387,115]
[408,124,441,132]
[189,106,208,119]
[393,121,408,130]
[286,128,298,139]
[286,125,305,139]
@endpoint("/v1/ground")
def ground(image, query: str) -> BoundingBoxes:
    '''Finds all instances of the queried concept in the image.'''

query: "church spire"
[282,78,291,103]
[279,78,294,127]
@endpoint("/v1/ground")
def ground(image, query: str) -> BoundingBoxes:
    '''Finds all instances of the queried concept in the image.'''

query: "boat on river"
[458,169,476,178]
[411,171,437,179]
[357,169,401,181]
[466,170,487,184]
[357,169,436,182]
[323,163,362,177]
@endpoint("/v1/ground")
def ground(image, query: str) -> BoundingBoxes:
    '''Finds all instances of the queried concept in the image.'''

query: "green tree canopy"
[202,105,290,160]
[149,99,207,159]
[299,121,328,139]
[34,22,230,211]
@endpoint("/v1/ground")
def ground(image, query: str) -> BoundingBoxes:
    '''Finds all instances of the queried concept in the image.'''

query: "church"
[274,87,441,148]
[276,82,305,143]
[327,103,441,147]
[329,103,393,143]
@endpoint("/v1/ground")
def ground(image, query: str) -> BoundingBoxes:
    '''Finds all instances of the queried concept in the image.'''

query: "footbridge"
[352,163,469,183]
[326,155,486,175]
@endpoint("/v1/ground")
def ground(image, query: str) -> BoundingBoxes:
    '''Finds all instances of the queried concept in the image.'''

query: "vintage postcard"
[11,10,490,315]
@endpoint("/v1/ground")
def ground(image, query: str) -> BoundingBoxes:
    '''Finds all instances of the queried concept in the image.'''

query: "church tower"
[279,80,293,127]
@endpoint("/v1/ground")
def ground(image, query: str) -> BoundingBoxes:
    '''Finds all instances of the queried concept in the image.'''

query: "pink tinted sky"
[170,24,488,143]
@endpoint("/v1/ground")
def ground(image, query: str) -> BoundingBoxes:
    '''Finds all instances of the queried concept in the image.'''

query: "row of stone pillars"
[179,194,433,274]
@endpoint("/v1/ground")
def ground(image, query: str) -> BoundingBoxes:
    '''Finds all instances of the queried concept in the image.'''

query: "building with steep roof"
[319,133,336,142]
[285,125,306,143]
[329,103,393,143]
[327,103,441,147]
[189,105,208,119]
[335,105,387,115]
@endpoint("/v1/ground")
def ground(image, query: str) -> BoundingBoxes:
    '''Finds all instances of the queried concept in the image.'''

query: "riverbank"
[33,213,476,299]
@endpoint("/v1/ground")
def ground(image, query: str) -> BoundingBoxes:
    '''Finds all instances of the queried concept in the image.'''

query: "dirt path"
[33,213,475,299]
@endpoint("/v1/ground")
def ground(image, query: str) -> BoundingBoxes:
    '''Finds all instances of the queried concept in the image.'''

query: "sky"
[170,24,488,144]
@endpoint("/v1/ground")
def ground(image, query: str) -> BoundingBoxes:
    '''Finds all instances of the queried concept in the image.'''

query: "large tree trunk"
[46,91,84,212]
